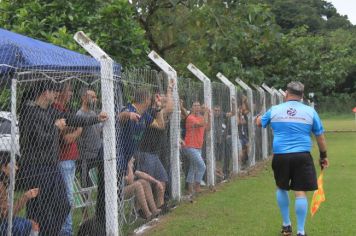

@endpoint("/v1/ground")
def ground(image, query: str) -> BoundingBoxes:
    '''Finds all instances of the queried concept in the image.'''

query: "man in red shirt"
[184,101,210,196]
[52,83,82,236]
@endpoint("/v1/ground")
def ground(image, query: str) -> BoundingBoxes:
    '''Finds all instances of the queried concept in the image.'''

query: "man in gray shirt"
[77,87,103,187]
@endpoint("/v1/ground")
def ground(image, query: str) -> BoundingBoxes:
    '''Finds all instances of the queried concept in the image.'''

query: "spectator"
[238,95,250,168]
[213,98,236,180]
[19,80,107,235]
[76,87,103,187]
[184,101,210,196]
[117,88,165,174]
[136,82,174,208]
[52,83,82,236]
[124,157,161,220]
[0,151,39,236]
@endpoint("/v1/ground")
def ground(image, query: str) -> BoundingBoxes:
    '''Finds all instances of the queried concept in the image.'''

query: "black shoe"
[281,225,292,236]
[296,233,307,236]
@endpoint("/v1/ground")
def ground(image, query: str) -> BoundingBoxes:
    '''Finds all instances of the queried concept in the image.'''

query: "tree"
[266,0,354,32]
[0,0,149,67]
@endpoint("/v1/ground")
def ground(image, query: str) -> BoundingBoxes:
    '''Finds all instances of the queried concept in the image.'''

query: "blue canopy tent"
[0,28,121,85]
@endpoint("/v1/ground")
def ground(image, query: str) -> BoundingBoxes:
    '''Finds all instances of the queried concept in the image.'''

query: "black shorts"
[272,152,318,191]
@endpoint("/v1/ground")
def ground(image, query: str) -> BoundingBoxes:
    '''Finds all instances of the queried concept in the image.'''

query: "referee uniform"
[261,100,323,191]
[257,81,328,236]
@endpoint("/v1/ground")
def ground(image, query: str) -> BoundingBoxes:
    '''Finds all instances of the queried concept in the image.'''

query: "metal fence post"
[261,83,276,156]
[148,51,181,200]
[74,31,119,236]
[278,89,286,98]
[252,85,268,160]
[272,87,284,104]
[187,64,215,186]
[235,78,256,167]
[216,73,239,174]
[262,83,276,106]
[7,78,17,236]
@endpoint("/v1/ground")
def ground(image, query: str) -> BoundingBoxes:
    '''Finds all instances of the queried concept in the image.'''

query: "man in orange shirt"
[184,101,210,196]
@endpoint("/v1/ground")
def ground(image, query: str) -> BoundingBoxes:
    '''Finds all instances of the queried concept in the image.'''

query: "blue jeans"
[59,160,76,236]
[0,217,31,236]
[184,148,206,184]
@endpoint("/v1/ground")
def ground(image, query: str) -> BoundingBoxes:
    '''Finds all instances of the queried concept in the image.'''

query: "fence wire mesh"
[252,89,263,162]
[236,89,251,170]
[1,31,298,236]
[118,69,173,225]
[177,79,208,196]
[212,82,232,182]
[263,89,274,156]
[0,37,122,235]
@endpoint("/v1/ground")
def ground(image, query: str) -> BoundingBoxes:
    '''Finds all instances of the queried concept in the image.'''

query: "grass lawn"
[145,116,356,236]
[320,113,356,131]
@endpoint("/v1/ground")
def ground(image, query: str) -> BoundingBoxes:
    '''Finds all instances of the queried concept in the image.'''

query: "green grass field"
[145,115,356,236]
[321,113,356,131]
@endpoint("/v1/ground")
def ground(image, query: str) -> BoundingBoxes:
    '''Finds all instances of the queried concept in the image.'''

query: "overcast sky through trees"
[328,0,356,25]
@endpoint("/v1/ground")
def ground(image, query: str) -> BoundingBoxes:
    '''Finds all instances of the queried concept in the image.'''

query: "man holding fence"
[19,81,108,235]
[117,88,166,179]
[256,81,329,236]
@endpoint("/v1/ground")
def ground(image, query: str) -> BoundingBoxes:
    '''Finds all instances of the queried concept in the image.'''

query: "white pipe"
[148,51,181,200]
[187,64,215,186]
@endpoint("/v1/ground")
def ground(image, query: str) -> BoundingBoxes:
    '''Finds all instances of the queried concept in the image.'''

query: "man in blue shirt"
[117,88,165,173]
[256,81,329,236]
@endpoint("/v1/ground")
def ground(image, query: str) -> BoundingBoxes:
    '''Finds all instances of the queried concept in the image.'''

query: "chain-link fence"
[1,29,293,235]
[118,69,173,226]
[0,30,123,236]
[178,79,206,195]
[212,82,233,182]
[253,89,263,163]
[236,88,251,170]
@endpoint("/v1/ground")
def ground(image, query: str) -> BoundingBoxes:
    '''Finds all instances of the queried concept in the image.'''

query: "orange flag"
[310,171,325,217]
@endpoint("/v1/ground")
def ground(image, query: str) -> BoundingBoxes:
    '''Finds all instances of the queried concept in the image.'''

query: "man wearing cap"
[256,81,329,236]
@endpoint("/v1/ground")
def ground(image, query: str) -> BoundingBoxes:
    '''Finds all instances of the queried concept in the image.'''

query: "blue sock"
[295,196,308,235]
[276,189,291,226]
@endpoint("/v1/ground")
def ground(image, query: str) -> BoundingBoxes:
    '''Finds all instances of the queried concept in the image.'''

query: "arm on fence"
[119,111,140,123]
[150,110,165,130]
[255,114,262,127]
[162,79,174,115]
[180,100,189,120]
[226,97,237,118]
[0,183,38,218]
[204,108,211,131]
[61,110,107,127]
[62,127,83,144]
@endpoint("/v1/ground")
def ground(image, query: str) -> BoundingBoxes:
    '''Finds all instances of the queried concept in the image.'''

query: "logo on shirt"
[287,108,297,116]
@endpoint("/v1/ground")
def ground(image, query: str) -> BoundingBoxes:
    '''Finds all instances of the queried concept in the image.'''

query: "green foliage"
[0,0,149,66]
[317,93,356,114]
[267,0,353,32]
[0,88,10,110]
[130,0,356,99]
[0,0,356,102]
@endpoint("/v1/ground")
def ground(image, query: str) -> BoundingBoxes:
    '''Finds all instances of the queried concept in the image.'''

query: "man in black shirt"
[136,84,173,208]
[19,81,107,235]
